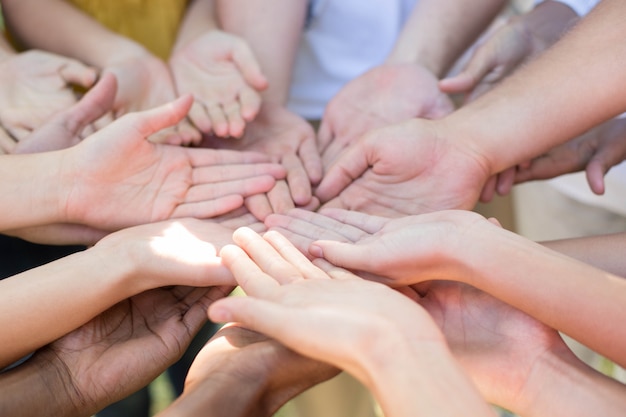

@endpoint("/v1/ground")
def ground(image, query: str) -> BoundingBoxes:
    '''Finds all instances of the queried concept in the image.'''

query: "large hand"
[203,102,322,209]
[170,30,268,138]
[62,95,287,230]
[105,50,200,145]
[160,325,338,417]
[319,63,454,169]
[416,281,572,414]
[34,285,231,416]
[0,50,97,145]
[439,18,538,103]
[316,118,490,216]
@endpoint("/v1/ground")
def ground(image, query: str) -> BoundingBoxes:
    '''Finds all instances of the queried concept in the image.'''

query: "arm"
[159,325,338,417]
[2,0,200,144]
[0,284,230,417]
[208,228,495,417]
[0,219,236,369]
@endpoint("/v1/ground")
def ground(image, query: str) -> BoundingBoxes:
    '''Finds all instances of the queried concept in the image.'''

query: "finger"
[192,163,286,184]
[231,42,269,91]
[188,100,213,133]
[438,48,492,94]
[495,167,516,196]
[479,175,497,203]
[238,87,262,122]
[219,243,280,297]
[317,118,334,153]
[171,194,245,219]
[232,227,311,284]
[0,125,17,153]
[298,134,323,186]
[267,180,296,214]
[585,160,606,195]
[93,111,115,131]
[64,72,118,133]
[177,118,203,146]
[58,59,99,88]
[223,101,246,138]
[312,258,358,281]
[263,230,330,280]
[315,141,369,203]
[308,239,374,274]
[123,94,194,139]
[317,207,387,235]
[186,148,274,167]
[265,209,367,243]
[245,194,274,222]
[185,174,277,203]
[283,154,312,206]
[206,102,229,137]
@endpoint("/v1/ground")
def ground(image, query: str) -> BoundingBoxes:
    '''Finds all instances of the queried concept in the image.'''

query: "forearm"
[543,232,626,278]
[0,245,137,368]
[444,0,626,175]
[2,0,149,67]
[0,152,68,230]
[216,0,306,104]
[461,226,626,368]
[173,0,219,52]
[387,0,506,77]
[0,353,82,417]
[362,338,493,417]
[514,347,626,417]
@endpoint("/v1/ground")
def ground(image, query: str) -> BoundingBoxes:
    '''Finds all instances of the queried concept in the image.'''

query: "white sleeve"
[533,0,600,16]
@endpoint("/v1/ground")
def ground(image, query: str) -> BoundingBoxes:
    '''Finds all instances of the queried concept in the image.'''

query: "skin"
[209,227,495,417]
[159,325,338,417]
[0,285,231,417]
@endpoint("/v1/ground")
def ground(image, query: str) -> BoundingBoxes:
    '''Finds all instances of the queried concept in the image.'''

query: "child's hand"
[104,49,201,145]
[0,50,97,141]
[170,30,268,138]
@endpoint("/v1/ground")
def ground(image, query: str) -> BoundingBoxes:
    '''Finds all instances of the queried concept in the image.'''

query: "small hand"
[170,30,268,138]
[105,50,200,145]
[203,102,322,209]
[0,50,97,142]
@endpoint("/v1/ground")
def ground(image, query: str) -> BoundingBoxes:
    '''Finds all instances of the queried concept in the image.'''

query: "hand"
[104,49,200,145]
[0,50,97,143]
[170,30,268,138]
[209,228,491,417]
[415,281,573,414]
[208,228,445,383]
[319,63,454,169]
[265,208,491,286]
[62,95,287,230]
[315,118,490,216]
[14,72,117,154]
[160,324,338,417]
[93,218,245,288]
[439,18,538,103]
[203,102,322,209]
[33,285,231,416]
[483,117,626,199]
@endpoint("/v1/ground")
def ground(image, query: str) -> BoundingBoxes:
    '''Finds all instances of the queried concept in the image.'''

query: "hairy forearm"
[2,0,148,66]
[444,0,626,175]
[0,245,136,368]
[216,0,306,104]
[388,0,506,77]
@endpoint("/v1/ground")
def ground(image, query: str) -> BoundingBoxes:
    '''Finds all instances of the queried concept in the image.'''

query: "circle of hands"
[5,28,623,417]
